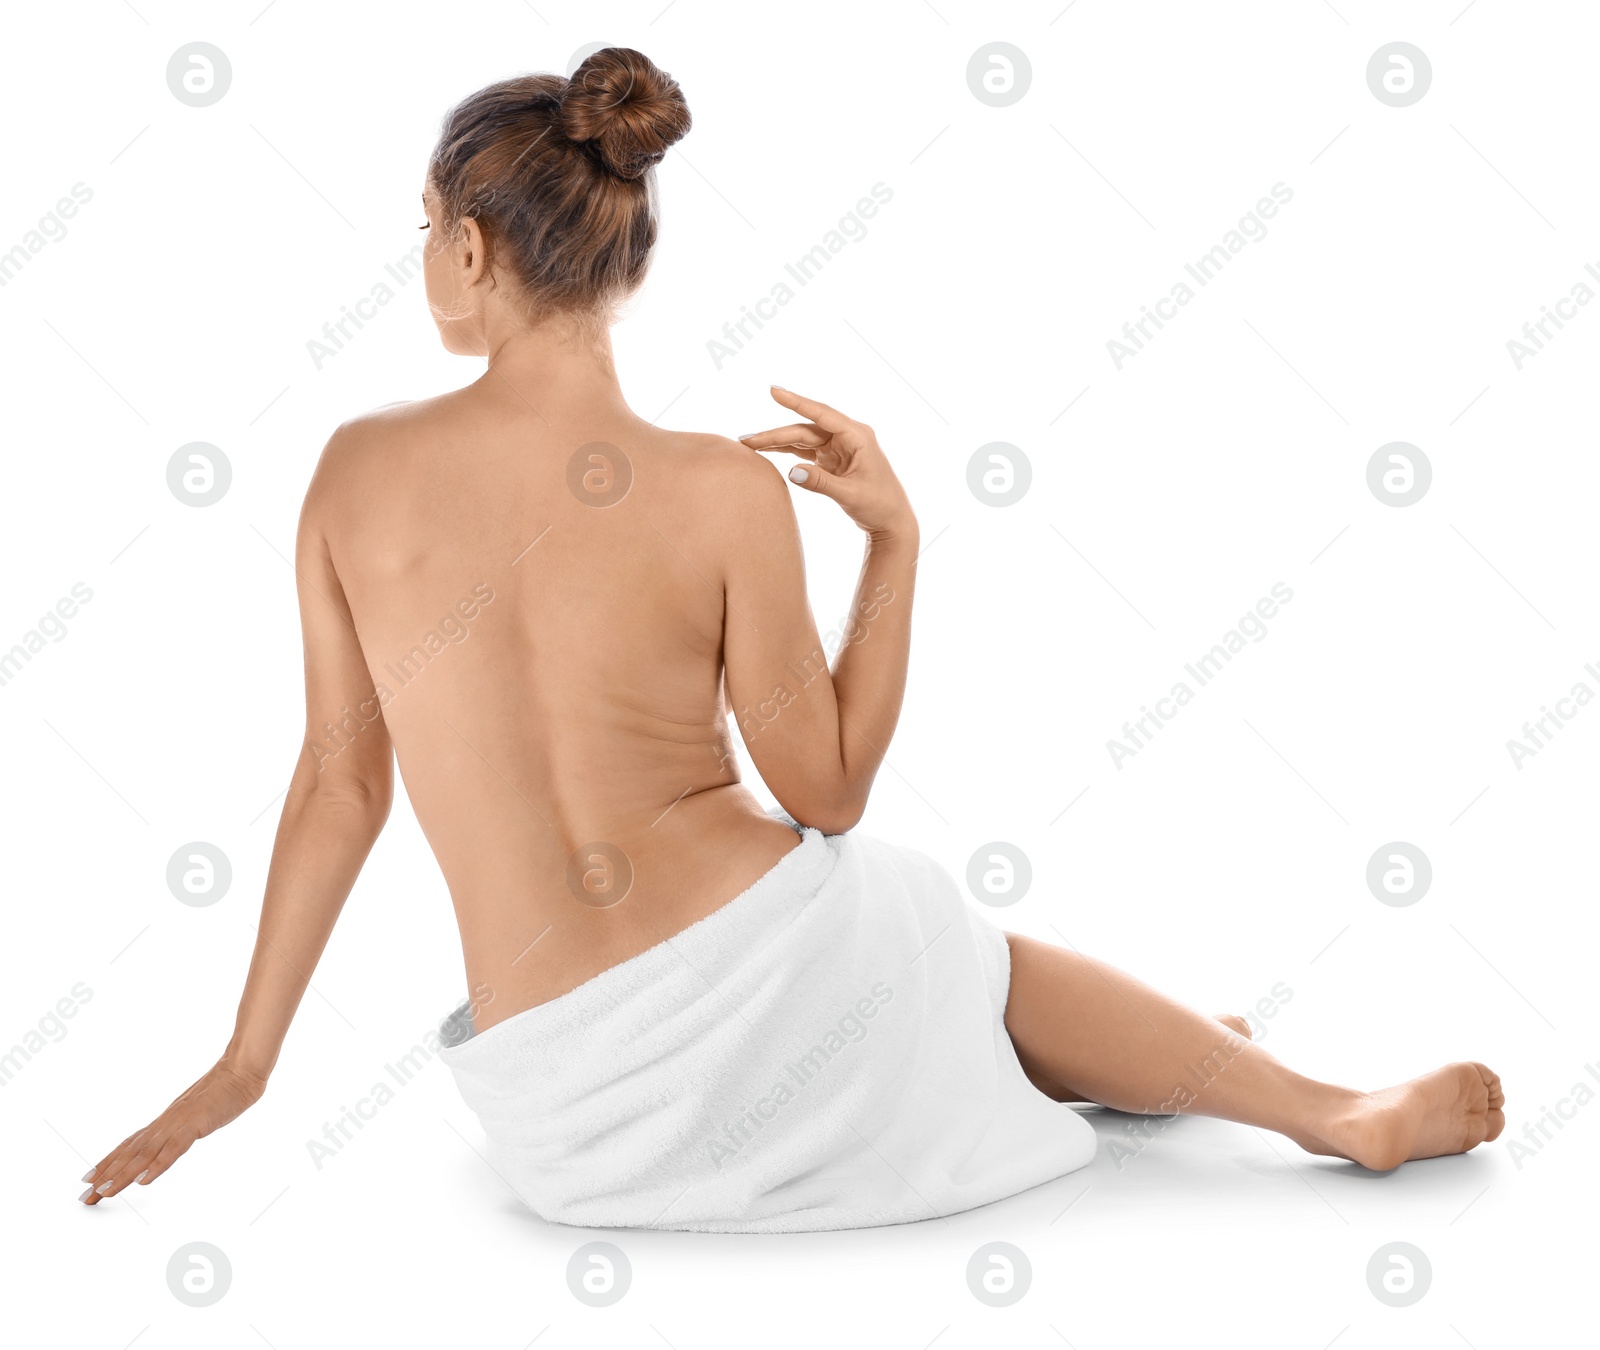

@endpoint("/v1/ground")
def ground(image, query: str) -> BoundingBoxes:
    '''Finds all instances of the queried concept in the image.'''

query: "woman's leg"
[1003,933,1505,1171]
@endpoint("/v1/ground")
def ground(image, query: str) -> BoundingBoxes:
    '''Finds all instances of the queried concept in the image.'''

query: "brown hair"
[427,47,691,323]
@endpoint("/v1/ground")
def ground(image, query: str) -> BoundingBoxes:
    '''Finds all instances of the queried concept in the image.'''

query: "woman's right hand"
[739,387,917,544]
[79,1058,267,1204]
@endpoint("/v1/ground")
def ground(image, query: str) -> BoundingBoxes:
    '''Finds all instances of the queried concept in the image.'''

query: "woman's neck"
[475,311,634,428]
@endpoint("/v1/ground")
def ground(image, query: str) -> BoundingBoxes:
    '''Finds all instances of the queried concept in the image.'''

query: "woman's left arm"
[81,443,393,1204]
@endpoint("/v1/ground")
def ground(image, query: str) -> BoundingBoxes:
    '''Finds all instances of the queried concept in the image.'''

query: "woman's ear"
[457,217,487,287]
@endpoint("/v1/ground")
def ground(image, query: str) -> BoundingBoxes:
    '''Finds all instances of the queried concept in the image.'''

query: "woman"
[79,48,1503,1230]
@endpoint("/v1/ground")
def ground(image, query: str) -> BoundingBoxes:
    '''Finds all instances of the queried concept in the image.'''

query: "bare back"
[300,379,806,1033]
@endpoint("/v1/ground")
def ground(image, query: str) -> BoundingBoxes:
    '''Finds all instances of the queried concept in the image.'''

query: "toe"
[1214,1013,1252,1041]
[1474,1062,1505,1109]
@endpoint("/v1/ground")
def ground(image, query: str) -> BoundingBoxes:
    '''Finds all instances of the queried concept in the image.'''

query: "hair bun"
[559,47,691,181]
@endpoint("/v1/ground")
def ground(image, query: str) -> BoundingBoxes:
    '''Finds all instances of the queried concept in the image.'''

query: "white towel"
[438,817,1096,1232]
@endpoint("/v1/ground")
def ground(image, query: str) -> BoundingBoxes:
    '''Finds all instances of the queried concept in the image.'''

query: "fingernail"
[788,466,808,484]
[737,431,756,440]
[770,384,788,391]
[81,1169,95,1183]
[95,1181,114,1195]
[78,1186,96,1203]
[134,1170,150,1184]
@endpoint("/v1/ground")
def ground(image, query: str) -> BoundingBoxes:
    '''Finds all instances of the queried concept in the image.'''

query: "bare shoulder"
[656,429,795,539]
[302,392,466,519]
[321,392,464,467]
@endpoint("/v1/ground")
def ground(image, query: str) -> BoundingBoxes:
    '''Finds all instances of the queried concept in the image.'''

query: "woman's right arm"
[722,387,919,833]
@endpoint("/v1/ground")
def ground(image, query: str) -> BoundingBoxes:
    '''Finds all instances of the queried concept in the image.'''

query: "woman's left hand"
[79,1059,267,1204]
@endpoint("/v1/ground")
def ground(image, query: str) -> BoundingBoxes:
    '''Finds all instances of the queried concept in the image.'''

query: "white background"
[2,0,1595,1345]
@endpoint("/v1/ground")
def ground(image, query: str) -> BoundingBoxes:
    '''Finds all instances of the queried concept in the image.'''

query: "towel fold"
[438,818,1096,1232]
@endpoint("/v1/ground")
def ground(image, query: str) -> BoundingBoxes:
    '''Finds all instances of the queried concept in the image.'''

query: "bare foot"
[1312,1063,1505,1171]
[1214,1013,1252,1041]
